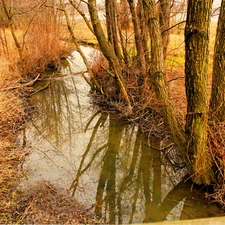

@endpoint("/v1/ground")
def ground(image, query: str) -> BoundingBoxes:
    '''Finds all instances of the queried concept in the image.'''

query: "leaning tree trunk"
[60,0,102,92]
[143,0,187,163]
[210,0,225,122]
[185,0,214,184]
[88,0,132,111]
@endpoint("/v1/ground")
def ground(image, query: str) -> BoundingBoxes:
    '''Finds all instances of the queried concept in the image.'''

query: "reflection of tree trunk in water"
[129,155,142,223]
[118,126,142,224]
[180,185,222,220]
[95,116,125,223]
[126,131,159,223]
[156,175,190,221]
[70,114,108,196]
[39,80,71,147]
[144,136,161,222]
[147,174,221,222]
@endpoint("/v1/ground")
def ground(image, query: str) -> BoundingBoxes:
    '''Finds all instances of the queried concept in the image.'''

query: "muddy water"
[20,47,223,224]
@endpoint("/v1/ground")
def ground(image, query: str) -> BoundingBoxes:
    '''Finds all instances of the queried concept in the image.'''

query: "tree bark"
[127,0,148,89]
[105,0,121,58]
[210,0,225,122]
[159,0,170,60]
[185,0,214,184]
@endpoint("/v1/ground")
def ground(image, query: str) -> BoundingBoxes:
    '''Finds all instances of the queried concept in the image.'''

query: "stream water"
[19,47,223,224]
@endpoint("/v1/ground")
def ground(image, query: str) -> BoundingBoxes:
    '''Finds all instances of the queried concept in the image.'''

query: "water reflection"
[69,113,222,223]
[20,49,223,224]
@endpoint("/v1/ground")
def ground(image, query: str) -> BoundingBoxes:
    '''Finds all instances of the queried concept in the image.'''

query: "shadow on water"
[20,47,223,224]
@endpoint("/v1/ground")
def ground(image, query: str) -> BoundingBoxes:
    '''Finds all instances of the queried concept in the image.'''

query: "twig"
[168,76,184,83]
[162,20,186,34]
[101,65,115,77]
[30,81,51,96]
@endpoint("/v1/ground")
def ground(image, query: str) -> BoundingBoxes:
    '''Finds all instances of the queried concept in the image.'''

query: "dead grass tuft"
[22,12,66,74]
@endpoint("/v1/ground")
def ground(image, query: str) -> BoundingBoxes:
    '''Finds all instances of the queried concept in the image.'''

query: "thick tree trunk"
[210,0,225,122]
[185,0,214,184]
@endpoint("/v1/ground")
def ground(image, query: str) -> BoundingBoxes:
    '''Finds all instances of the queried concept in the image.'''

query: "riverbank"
[0,27,99,222]
[0,56,27,222]
[0,75,99,223]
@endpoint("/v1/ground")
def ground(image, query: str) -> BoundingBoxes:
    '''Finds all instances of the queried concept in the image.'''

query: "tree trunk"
[105,0,121,58]
[159,0,171,60]
[185,0,214,184]
[127,0,147,79]
[210,0,225,122]
[88,0,132,111]
[143,0,187,163]
[60,0,102,92]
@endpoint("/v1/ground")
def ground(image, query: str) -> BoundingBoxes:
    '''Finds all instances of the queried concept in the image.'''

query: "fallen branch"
[0,74,41,91]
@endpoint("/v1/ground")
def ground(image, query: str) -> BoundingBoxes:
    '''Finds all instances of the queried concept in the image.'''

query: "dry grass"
[0,59,26,223]
[205,119,225,208]
[73,19,96,41]
[0,10,69,75]
[22,12,67,75]
[0,59,25,142]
